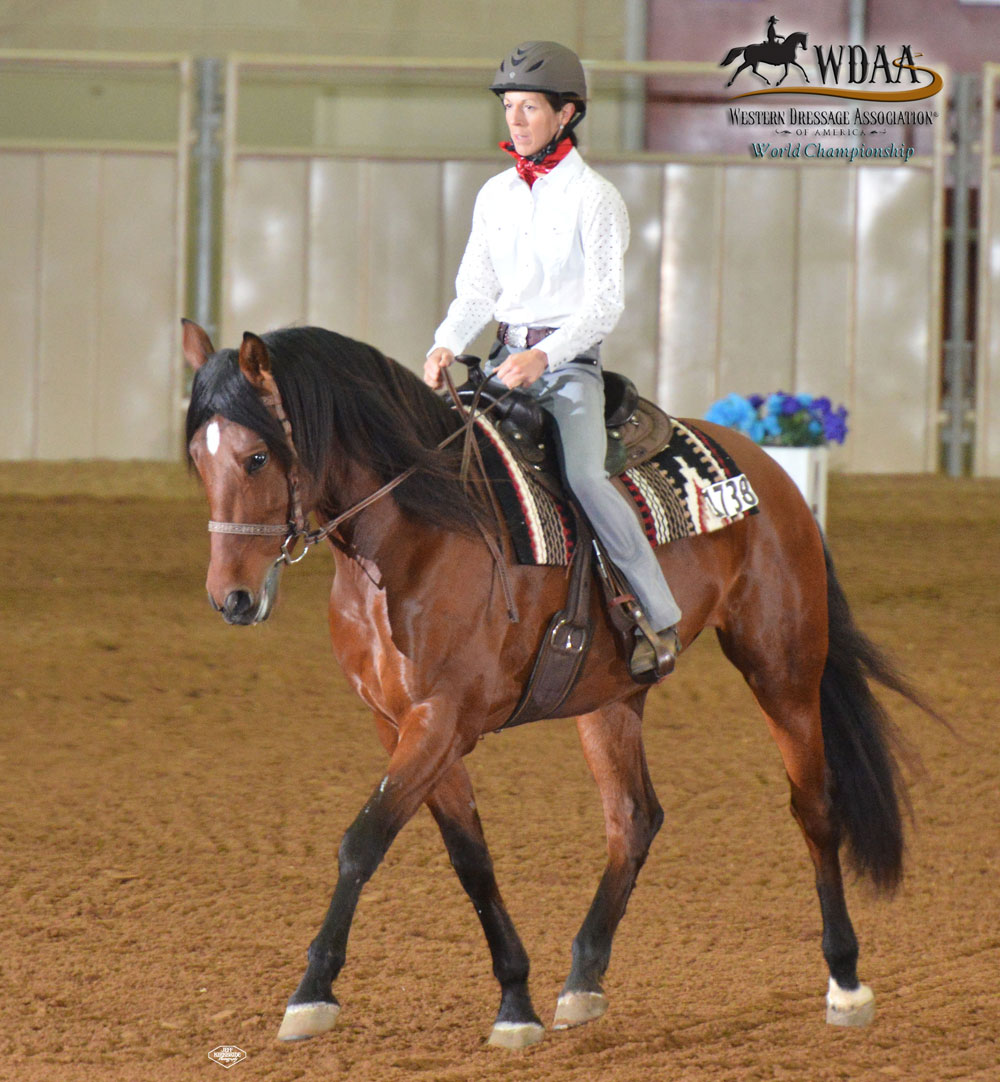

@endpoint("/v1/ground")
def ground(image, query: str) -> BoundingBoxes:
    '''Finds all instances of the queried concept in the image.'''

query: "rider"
[766,16,784,45]
[423,40,681,677]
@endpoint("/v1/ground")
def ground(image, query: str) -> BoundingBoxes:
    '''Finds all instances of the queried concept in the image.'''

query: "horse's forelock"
[185,348,291,467]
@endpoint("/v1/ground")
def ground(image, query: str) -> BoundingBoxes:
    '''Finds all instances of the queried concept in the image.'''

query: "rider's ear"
[181,318,215,370]
[238,332,273,392]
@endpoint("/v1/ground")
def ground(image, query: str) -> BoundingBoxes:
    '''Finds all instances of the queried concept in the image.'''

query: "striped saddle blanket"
[474,415,759,566]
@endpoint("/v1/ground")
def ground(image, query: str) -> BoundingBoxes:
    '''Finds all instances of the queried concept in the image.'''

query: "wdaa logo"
[720,14,943,102]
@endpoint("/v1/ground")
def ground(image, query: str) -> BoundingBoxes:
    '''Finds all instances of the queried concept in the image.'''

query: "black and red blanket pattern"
[473,416,758,567]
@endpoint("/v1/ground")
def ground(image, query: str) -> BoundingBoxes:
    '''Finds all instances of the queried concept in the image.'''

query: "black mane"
[186,326,486,535]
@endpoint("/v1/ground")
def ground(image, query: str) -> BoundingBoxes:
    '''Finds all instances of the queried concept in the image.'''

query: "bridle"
[206,367,519,612]
[206,364,434,566]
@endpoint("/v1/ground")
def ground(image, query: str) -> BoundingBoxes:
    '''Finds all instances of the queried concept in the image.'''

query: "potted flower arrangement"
[704,392,849,529]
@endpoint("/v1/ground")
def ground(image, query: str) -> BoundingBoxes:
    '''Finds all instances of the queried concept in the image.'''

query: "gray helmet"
[490,41,587,104]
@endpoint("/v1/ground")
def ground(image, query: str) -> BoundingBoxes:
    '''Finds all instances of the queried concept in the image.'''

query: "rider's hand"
[423,347,455,390]
[495,348,548,389]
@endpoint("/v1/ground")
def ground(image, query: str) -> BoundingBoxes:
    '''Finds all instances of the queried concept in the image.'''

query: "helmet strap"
[522,109,584,164]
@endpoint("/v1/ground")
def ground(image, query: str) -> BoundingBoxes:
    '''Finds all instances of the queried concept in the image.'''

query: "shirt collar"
[501,147,584,193]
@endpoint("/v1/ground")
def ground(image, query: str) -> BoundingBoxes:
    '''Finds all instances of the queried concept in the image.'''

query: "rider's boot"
[629,624,680,678]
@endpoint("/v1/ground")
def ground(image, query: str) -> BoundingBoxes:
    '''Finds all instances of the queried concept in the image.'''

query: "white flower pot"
[763,446,828,530]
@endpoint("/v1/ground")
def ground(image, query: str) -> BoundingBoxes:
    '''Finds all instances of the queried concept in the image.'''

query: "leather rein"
[206,367,520,617]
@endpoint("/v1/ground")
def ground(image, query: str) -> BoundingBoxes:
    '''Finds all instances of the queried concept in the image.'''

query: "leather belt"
[496,322,555,349]
[495,323,598,365]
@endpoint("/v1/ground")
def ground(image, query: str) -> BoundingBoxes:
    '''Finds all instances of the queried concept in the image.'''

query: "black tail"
[720,46,744,67]
[820,543,931,893]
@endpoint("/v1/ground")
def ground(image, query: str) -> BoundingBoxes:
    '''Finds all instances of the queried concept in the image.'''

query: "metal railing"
[975,64,1000,477]
[1,50,990,472]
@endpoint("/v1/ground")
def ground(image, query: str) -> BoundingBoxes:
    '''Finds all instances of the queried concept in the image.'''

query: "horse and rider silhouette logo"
[722,16,809,88]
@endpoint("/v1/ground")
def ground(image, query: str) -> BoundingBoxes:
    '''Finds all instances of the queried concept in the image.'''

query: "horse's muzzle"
[212,563,283,626]
[221,589,262,625]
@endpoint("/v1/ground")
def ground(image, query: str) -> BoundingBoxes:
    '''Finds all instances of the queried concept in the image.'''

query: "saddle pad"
[474,415,759,567]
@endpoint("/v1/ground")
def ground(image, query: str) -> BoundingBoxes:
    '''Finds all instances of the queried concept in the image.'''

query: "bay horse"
[721,31,810,88]
[183,319,921,1049]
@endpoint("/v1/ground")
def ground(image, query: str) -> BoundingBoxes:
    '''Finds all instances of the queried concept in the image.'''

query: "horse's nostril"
[207,592,221,612]
[223,589,254,620]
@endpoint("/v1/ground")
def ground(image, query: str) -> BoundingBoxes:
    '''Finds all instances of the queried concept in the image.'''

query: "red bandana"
[500,136,573,188]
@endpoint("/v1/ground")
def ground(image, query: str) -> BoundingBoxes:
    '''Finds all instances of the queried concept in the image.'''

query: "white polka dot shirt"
[431,148,630,370]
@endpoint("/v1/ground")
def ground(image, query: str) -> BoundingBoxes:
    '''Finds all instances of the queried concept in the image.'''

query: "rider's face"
[503,91,574,157]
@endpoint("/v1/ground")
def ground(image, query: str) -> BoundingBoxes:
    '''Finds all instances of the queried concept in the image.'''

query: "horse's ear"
[238,331,272,392]
[181,318,215,370]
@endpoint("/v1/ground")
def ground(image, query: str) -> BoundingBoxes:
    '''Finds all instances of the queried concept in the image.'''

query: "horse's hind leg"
[426,759,544,1049]
[555,693,663,1029]
[717,621,875,1027]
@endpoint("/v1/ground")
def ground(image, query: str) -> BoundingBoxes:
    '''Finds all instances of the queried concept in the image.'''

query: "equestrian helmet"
[490,41,587,107]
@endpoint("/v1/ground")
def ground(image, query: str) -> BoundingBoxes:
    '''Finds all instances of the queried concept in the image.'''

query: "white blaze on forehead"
[206,420,221,456]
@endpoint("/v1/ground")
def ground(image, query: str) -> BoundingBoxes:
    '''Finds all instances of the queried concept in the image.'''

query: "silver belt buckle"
[505,324,528,349]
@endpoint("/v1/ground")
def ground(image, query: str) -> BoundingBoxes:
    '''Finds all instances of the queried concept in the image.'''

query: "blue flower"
[705,391,848,446]
[761,411,782,438]
[705,393,757,434]
[823,405,849,444]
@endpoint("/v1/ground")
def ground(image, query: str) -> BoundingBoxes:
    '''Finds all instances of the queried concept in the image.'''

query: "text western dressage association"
[728,107,937,127]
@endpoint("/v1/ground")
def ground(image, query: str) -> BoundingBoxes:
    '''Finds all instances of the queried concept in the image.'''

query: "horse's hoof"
[276,1001,341,1041]
[825,979,875,1027]
[552,990,608,1030]
[487,1021,545,1050]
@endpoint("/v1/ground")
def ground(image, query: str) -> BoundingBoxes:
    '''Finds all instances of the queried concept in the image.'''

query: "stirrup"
[629,622,680,678]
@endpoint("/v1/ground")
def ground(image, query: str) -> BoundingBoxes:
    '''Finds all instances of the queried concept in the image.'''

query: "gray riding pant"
[487,347,682,630]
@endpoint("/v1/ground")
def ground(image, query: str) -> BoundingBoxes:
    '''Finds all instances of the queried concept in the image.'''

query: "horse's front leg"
[792,61,809,82]
[427,759,544,1049]
[554,694,663,1029]
[751,63,771,85]
[277,704,464,1041]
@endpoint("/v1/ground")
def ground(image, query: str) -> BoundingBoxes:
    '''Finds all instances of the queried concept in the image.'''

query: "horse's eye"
[246,451,268,474]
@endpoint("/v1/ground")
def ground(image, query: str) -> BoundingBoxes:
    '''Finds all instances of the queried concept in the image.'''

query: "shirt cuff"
[428,331,466,358]
[537,332,575,369]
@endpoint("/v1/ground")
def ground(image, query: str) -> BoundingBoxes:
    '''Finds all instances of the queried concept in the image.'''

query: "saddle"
[454,355,674,486]
[452,356,676,724]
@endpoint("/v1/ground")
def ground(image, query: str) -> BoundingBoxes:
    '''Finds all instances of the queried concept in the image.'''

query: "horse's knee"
[338,811,389,884]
